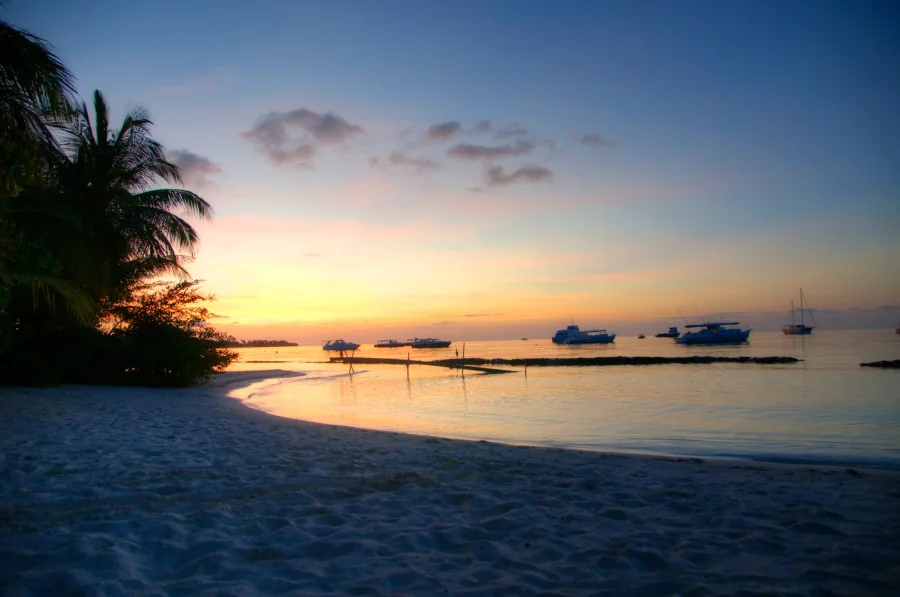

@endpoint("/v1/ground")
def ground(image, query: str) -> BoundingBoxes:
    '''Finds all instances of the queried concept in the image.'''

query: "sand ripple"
[1,382,898,595]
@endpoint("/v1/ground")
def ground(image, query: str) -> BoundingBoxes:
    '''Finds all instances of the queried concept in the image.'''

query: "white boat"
[674,322,750,345]
[551,324,616,345]
[323,339,360,351]
[409,337,452,348]
[374,339,410,348]
[782,288,815,335]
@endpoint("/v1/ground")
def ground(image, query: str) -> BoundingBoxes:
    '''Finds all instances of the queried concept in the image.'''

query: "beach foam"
[1,372,898,595]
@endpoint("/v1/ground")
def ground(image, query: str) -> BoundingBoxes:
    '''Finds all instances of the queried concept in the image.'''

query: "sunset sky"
[8,0,899,342]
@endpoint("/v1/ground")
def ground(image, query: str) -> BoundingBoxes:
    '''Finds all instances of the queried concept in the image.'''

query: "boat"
[551,324,616,345]
[674,322,751,345]
[409,337,452,348]
[782,288,815,335]
[637,334,646,339]
[323,339,360,351]
[654,326,680,338]
[374,339,410,348]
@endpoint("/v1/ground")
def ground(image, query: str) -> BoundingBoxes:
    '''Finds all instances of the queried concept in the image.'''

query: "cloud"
[473,120,491,132]
[389,151,439,172]
[495,124,528,138]
[448,140,534,160]
[579,133,619,149]
[242,108,364,168]
[485,165,554,186]
[425,121,462,141]
[168,149,222,187]
[369,152,439,173]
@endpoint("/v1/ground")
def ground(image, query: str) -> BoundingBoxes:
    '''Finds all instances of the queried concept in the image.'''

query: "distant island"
[224,339,298,348]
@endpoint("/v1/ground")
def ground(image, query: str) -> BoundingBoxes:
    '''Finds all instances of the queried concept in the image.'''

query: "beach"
[2,371,898,595]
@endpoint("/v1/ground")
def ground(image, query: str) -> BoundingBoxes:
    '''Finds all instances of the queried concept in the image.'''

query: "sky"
[7,0,900,343]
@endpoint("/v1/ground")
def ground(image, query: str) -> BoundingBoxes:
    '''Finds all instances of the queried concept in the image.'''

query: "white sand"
[1,370,898,596]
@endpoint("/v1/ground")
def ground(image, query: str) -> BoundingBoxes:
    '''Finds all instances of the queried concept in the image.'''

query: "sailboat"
[782,288,815,335]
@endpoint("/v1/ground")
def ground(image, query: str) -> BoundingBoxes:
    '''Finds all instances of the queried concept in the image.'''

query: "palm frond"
[0,20,77,126]
[134,188,213,219]
[0,262,95,325]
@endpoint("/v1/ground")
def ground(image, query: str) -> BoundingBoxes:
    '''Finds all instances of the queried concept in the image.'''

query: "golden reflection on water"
[238,331,900,464]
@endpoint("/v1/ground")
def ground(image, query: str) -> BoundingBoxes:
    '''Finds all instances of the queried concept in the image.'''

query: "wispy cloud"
[425,121,462,141]
[370,151,439,173]
[485,165,554,186]
[241,108,364,168]
[473,120,491,133]
[495,124,528,138]
[168,149,222,187]
[448,140,534,160]
[579,133,619,149]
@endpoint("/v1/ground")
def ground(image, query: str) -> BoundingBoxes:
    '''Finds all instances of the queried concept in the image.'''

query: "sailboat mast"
[799,288,805,326]
[791,298,796,326]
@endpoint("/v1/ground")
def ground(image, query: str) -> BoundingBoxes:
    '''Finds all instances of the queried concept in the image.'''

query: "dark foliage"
[98,280,237,386]
[224,338,298,348]
[0,281,237,386]
[0,19,231,387]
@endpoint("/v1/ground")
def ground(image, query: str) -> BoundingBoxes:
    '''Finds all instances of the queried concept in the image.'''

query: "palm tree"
[0,16,89,337]
[55,89,214,303]
[0,18,76,194]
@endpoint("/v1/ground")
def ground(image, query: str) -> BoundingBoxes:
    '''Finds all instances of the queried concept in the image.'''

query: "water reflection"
[240,331,900,466]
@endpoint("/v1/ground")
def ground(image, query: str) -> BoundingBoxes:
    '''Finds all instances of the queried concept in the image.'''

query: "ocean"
[227,329,900,468]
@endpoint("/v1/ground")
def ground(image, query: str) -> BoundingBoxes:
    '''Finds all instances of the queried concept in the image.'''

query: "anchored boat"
[551,324,616,345]
[655,326,680,338]
[782,288,815,335]
[409,337,452,348]
[674,322,751,345]
[374,339,411,348]
[323,339,360,351]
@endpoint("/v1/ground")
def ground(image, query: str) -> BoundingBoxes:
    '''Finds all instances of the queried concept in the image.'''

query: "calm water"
[227,330,900,468]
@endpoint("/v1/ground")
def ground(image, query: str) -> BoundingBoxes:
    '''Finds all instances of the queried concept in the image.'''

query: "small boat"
[782,288,815,335]
[409,337,452,348]
[674,322,751,345]
[374,339,410,348]
[637,334,646,339]
[323,339,360,351]
[655,326,680,338]
[551,324,616,345]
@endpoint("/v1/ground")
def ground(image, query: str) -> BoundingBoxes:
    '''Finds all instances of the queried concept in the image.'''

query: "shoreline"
[2,373,899,594]
[236,367,900,472]
[228,370,898,471]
